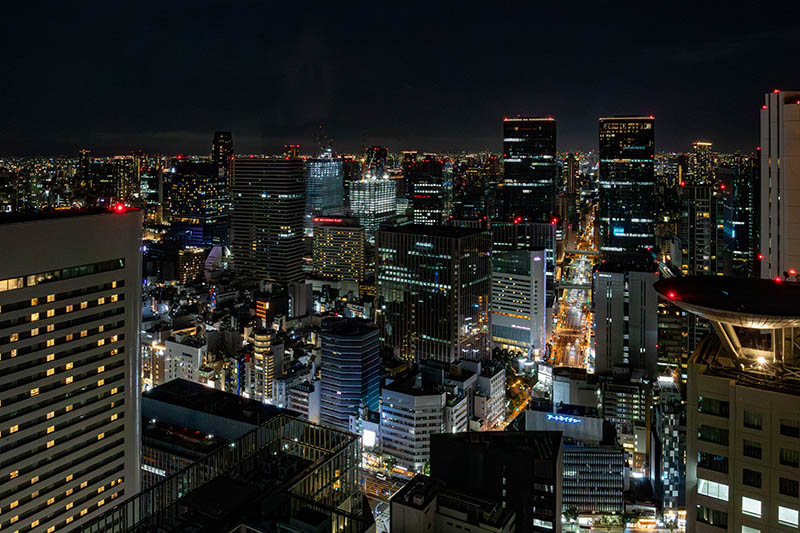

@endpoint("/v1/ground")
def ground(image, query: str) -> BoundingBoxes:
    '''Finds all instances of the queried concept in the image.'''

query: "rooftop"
[143,379,288,426]
[654,276,800,328]
[0,206,140,225]
[595,253,657,274]
[431,431,562,461]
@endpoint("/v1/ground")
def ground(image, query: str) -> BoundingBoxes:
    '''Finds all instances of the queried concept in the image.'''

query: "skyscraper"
[319,319,381,431]
[377,225,490,363]
[501,116,557,222]
[168,159,229,246]
[211,131,233,184]
[305,156,344,235]
[230,157,305,282]
[0,207,142,532]
[760,90,800,279]
[349,176,396,242]
[598,116,656,253]
[491,249,547,357]
[691,141,714,184]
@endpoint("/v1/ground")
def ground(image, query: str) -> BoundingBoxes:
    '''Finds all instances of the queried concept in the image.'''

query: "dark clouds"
[1,2,798,155]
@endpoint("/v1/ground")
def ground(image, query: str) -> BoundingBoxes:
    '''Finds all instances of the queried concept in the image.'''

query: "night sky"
[2,2,799,156]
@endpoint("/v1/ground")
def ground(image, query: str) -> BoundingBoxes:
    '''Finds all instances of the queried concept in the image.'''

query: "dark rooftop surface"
[143,378,288,426]
[378,223,485,238]
[391,474,443,510]
[142,418,228,457]
[432,430,562,461]
[321,317,378,337]
[595,252,657,274]
[0,206,140,224]
[655,276,800,328]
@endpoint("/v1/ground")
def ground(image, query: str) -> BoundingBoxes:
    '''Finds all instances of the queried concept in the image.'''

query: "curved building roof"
[654,276,800,329]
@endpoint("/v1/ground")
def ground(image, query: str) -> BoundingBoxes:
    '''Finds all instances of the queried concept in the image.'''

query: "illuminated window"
[47,353,54,362]
[98,365,105,373]
[65,474,73,482]
[66,488,73,496]
[31,297,39,306]
[31,519,39,528]
[66,362,73,370]
[97,339,105,347]
[97,432,105,440]
[31,327,39,336]
[97,486,104,493]
[65,502,73,510]
[65,376,73,384]
[81,508,88,516]
[80,302,87,309]
[10,349,16,357]
[779,506,800,528]
[10,515,18,524]
[66,304,73,313]
[112,281,117,288]
[30,388,39,397]
[47,411,54,419]
[47,368,54,376]
[110,387,118,395]
[80,330,87,338]
[98,325,104,333]
[65,404,72,412]
[10,470,18,479]
[46,338,55,347]
[10,333,18,342]
[111,335,118,342]
[66,516,73,524]
[98,499,105,507]
[31,490,38,498]
[48,526,56,533]
[47,440,54,448]
[10,425,18,434]
[47,425,54,434]
[97,379,105,387]
[80,481,88,489]
[65,333,73,341]
[10,500,18,508]
[30,475,38,484]
[47,309,54,317]
[98,297,105,305]
[31,312,39,321]
[47,294,54,302]
[111,294,119,302]
[110,414,118,422]
[698,478,729,501]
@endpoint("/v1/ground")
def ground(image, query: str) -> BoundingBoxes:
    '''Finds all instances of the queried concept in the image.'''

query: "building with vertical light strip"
[598,116,656,253]
[760,90,800,280]
[0,208,141,533]
[230,157,305,283]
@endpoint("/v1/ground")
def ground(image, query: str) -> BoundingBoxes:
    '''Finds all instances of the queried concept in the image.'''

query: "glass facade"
[305,157,344,235]
[376,225,490,363]
[349,178,396,242]
[501,117,557,222]
[598,116,655,252]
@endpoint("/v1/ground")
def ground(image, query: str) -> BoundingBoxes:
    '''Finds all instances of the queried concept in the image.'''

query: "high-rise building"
[305,156,344,234]
[501,116,557,222]
[377,225,490,363]
[491,249,547,357]
[319,319,380,432]
[760,90,800,280]
[680,184,730,277]
[598,116,656,253]
[349,176,396,242]
[0,207,142,532]
[230,157,305,282]
[176,246,206,284]
[312,216,365,282]
[691,141,714,184]
[167,159,229,246]
[728,153,759,277]
[656,276,800,533]
[244,328,283,402]
[363,146,388,177]
[211,131,233,184]
[593,254,659,378]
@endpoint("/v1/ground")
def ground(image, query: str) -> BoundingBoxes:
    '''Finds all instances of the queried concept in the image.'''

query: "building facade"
[501,117,557,222]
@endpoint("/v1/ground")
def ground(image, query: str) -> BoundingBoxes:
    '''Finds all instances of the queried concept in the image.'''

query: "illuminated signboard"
[313,217,343,224]
[547,414,581,424]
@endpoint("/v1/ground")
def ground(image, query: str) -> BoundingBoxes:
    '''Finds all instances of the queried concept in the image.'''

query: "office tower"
[657,298,689,381]
[230,157,305,282]
[363,145,388,177]
[565,152,578,195]
[319,319,380,431]
[652,376,686,517]
[304,156,344,234]
[562,445,625,515]
[0,207,142,532]
[164,333,206,383]
[680,184,730,277]
[341,155,363,205]
[377,225,490,363]
[349,176,396,242]
[168,159,229,246]
[407,156,450,225]
[761,90,800,279]
[655,276,800,532]
[491,221,558,310]
[391,475,516,533]
[501,116,557,222]
[78,148,91,193]
[211,131,233,182]
[598,116,656,253]
[691,141,714,184]
[728,153,759,277]
[312,216,365,282]
[491,249,547,357]
[430,431,563,533]
[593,254,658,377]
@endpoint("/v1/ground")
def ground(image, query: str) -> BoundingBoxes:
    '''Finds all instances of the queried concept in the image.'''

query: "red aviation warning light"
[757,253,764,260]
[775,276,783,283]
[790,268,797,276]
[667,292,677,300]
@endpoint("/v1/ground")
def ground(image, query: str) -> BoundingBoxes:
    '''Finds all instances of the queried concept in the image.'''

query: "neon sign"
[547,414,581,424]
